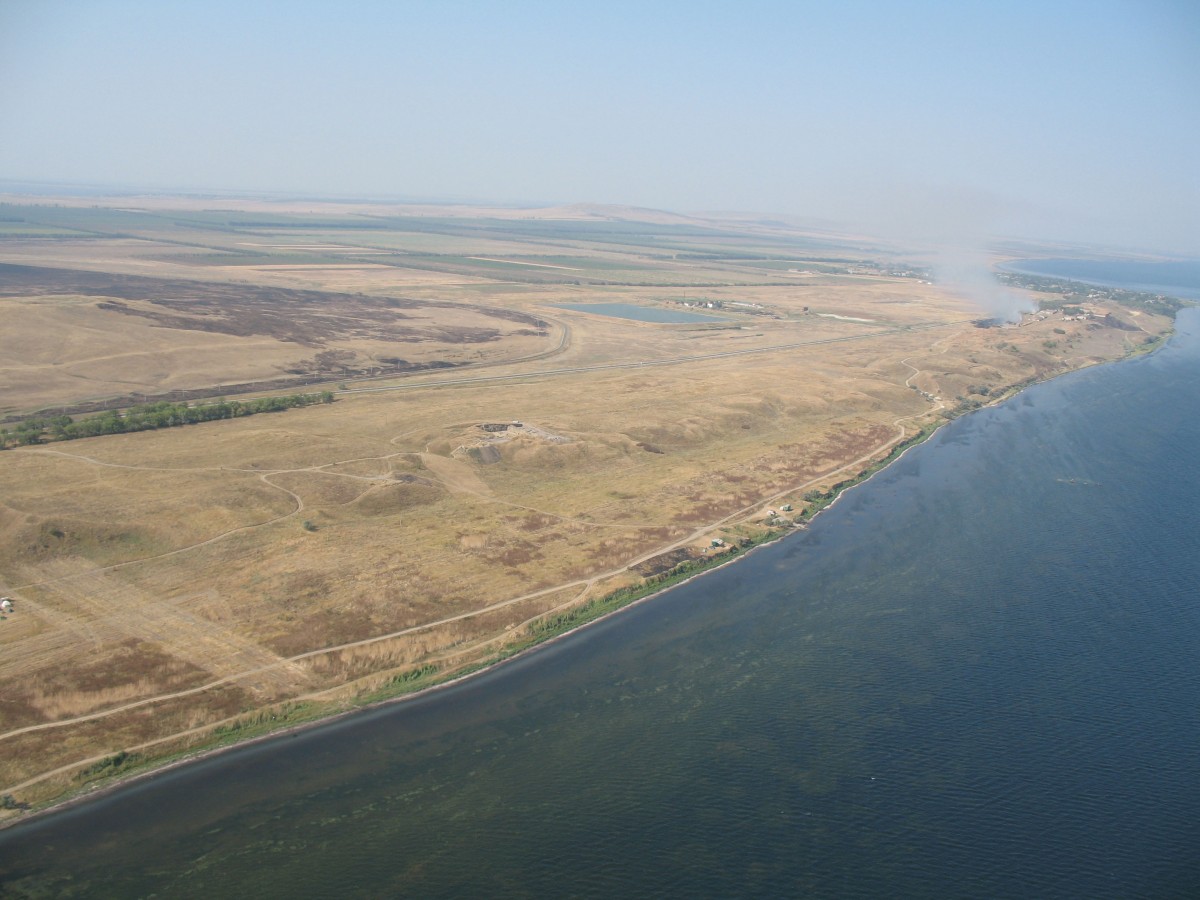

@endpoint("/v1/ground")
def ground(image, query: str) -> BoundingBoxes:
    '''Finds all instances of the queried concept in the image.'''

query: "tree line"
[2,392,334,447]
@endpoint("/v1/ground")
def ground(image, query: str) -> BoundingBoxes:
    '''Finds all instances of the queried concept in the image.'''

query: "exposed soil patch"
[468,445,502,464]
[506,512,560,532]
[631,546,701,577]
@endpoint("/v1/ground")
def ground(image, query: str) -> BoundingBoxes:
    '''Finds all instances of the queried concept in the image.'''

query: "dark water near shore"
[3,310,1199,898]
[1004,258,1200,301]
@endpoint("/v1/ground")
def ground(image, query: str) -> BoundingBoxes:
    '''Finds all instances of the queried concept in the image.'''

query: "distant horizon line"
[0,178,1193,262]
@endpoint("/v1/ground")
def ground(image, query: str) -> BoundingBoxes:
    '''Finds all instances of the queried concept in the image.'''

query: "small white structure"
[0,599,12,613]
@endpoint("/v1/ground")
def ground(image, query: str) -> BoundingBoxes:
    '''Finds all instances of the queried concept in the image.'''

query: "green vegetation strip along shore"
[0,392,334,448]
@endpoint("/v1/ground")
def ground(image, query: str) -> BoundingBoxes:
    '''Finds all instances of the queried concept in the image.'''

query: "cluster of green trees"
[2,391,334,447]
[998,272,1187,319]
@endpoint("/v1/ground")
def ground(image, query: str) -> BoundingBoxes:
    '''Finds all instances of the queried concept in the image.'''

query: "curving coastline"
[0,408,952,830]
[0,299,1186,830]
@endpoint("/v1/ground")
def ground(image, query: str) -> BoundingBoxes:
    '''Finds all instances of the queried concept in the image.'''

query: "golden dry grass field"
[0,196,1174,810]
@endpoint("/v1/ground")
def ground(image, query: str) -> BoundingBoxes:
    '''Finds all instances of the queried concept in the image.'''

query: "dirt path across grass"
[0,394,945,768]
[0,318,967,796]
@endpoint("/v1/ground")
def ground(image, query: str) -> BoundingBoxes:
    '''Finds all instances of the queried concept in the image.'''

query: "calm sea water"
[2,310,1198,898]
[1004,258,1200,301]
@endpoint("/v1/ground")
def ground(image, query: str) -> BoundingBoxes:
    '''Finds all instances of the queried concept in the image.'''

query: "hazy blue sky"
[2,0,1197,253]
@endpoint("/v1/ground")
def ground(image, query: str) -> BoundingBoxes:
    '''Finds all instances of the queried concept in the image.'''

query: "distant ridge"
[529,202,710,226]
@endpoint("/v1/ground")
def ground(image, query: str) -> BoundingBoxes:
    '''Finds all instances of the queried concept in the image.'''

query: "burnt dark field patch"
[0,263,545,346]
[0,263,552,417]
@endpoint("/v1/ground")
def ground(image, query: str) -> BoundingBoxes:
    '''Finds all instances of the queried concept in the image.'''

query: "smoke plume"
[838,181,1034,322]
[934,246,1032,323]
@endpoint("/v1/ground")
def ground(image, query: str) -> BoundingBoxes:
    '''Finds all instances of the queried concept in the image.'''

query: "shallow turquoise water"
[2,311,1198,899]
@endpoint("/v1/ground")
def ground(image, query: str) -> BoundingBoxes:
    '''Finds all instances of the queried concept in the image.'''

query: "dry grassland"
[0,198,1175,809]
[0,263,559,415]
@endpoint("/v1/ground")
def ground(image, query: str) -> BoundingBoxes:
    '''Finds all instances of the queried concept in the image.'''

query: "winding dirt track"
[0,395,944,756]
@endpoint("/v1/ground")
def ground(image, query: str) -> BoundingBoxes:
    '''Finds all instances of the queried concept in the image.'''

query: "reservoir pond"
[554,302,726,323]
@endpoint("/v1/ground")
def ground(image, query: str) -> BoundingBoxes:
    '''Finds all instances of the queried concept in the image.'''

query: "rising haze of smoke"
[838,182,1035,322]
[933,248,1033,323]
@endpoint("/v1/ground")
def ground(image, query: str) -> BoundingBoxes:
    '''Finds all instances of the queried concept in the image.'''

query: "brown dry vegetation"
[0,263,556,416]
[0,197,1175,811]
